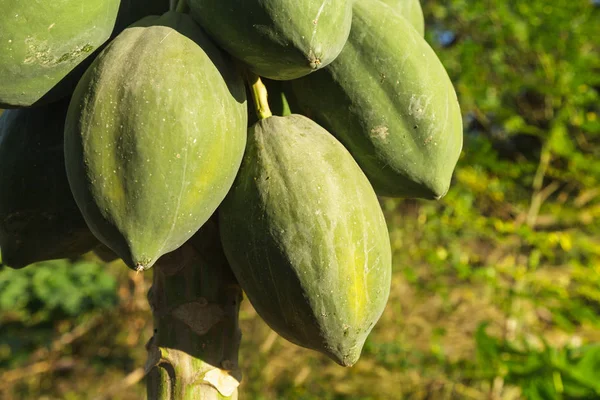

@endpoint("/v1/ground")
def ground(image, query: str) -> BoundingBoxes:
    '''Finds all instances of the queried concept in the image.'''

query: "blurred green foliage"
[475,325,600,399]
[0,260,117,368]
[1,0,599,399]
[0,260,116,321]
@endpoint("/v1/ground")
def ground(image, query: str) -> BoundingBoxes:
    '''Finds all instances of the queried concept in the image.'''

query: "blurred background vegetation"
[1,0,599,399]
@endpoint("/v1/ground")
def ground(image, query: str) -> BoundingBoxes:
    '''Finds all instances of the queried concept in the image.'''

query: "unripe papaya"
[379,0,425,36]
[0,0,121,108]
[219,115,392,366]
[289,1,462,199]
[65,12,247,271]
[187,0,352,80]
[0,99,97,269]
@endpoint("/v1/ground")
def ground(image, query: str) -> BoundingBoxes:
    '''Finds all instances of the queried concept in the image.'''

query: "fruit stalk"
[247,72,272,120]
[145,220,242,400]
[175,0,189,13]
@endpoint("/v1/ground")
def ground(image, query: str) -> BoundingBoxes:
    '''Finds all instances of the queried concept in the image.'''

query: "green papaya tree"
[0,0,461,398]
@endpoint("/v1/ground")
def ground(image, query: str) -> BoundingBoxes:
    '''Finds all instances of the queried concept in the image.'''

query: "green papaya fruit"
[65,12,248,271]
[289,1,462,199]
[187,0,352,80]
[219,114,392,366]
[0,99,98,269]
[379,0,425,36]
[0,0,121,108]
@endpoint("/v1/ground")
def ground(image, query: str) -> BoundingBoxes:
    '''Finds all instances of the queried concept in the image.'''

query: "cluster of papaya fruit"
[0,0,462,366]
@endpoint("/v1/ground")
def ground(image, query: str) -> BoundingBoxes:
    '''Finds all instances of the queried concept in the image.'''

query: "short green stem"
[247,72,272,120]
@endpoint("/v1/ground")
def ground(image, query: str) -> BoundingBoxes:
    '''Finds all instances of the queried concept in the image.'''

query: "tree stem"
[145,219,242,400]
[247,72,272,120]
[175,0,189,13]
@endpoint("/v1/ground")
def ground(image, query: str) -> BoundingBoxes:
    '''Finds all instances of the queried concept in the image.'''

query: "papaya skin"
[379,0,425,36]
[0,99,98,269]
[289,1,463,199]
[220,115,391,366]
[0,0,121,108]
[187,0,353,80]
[65,12,247,271]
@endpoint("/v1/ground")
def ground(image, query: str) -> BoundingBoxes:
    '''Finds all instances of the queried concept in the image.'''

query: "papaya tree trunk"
[145,220,242,400]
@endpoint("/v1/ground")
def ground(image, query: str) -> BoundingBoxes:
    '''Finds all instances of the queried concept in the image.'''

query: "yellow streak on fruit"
[344,247,367,324]
[183,137,227,211]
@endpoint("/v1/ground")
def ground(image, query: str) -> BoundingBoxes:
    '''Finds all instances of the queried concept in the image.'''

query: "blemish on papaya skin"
[57,44,95,63]
[408,94,432,120]
[23,37,94,66]
[370,125,389,140]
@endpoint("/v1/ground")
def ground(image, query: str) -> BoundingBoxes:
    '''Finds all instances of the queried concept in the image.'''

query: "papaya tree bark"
[145,219,242,400]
